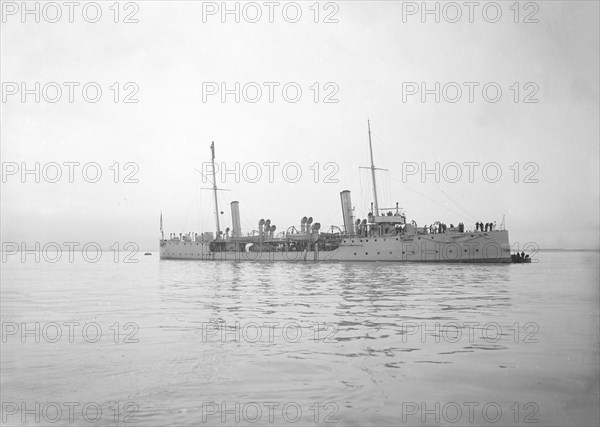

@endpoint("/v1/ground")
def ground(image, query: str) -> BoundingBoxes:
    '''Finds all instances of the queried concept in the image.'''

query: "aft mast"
[367,120,380,216]
[210,141,221,237]
[160,211,164,240]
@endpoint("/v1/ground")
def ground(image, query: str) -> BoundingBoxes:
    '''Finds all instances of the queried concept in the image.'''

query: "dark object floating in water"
[144,252,152,256]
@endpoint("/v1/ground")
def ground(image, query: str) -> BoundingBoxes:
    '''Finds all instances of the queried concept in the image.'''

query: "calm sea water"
[1,251,598,426]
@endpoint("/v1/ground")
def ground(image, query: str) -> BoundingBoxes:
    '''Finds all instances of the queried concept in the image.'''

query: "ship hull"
[160,230,511,263]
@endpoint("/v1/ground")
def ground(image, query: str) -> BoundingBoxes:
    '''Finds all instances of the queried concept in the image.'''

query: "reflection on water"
[1,252,598,426]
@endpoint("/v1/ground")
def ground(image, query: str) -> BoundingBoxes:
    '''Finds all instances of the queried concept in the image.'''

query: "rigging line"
[194,168,214,186]
[388,175,475,223]
[382,172,392,209]
[234,197,259,233]
[371,133,480,222]
[439,184,481,222]
[181,178,198,232]
[234,196,262,232]
[373,133,404,163]
[433,183,480,222]
[359,169,371,216]
[198,184,203,232]
[320,204,344,229]
[239,213,256,235]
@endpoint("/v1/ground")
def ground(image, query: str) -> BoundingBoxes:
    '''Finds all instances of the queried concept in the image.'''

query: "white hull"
[160,230,511,263]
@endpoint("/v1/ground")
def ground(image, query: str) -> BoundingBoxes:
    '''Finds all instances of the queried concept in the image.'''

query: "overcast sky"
[1,1,599,250]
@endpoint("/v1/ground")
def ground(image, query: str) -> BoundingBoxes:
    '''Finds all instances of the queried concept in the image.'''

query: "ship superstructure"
[160,123,512,263]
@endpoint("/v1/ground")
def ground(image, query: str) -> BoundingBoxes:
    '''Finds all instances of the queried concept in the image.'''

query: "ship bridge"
[369,212,406,225]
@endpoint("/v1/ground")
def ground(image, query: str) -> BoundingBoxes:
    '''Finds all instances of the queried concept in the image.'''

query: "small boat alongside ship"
[160,122,524,263]
[511,253,532,263]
